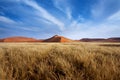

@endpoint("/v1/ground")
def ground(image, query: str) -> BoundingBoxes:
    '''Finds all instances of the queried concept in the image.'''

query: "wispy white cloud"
[0,16,16,24]
[108,10,120,21]
[22,0,65,31]
[0,15,41,32]
[62,10,120,39]
[63,22,120,39]
[91,0,120,20]
[66,8,72,20]
[52,0,72,20]
[91,0,105,19]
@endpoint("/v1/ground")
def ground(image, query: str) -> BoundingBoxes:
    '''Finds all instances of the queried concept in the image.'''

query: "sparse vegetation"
[0,42,120,80]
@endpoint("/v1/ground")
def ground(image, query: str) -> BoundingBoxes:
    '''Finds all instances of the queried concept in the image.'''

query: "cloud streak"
[52,0,72,20]
[22,0,65,31]
[0,16,16,24]
[91,0,120,20]
[108,10,120,21]
[62,9,120,39]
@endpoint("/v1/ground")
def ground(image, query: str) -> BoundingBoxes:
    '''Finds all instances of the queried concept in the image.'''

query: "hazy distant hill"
[80,37,120,42]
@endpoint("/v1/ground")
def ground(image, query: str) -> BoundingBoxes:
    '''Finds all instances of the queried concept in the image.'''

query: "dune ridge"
[0,35,120,42]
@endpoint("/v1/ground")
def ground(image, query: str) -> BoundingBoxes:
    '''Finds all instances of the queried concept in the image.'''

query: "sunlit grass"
[0,42,120,80]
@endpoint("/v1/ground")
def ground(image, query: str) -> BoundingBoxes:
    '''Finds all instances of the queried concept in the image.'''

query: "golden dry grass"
[0,42,120,80]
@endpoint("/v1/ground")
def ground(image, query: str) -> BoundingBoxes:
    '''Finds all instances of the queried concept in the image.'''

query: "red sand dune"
[43,35,73,42]
[0,35,73,42]
[1,36,38,42]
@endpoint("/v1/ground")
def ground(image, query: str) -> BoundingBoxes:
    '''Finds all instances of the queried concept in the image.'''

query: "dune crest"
[43,35,73,42]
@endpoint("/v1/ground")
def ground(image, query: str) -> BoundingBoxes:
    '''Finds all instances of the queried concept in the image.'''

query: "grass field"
[0,42,120,80]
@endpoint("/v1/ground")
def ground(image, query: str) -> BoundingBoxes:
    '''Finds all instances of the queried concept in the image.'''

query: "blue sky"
[0,0,120,39]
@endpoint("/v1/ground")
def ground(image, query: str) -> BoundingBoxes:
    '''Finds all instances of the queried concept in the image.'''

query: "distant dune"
[106,37,120,42]
[43,35,73,42]
[80,37,120,42]
[0,36,38,42]
[0,36,120,42]
[80,38,105,42]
